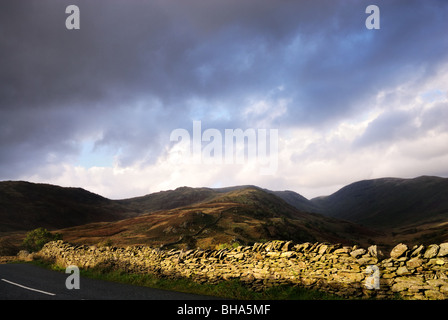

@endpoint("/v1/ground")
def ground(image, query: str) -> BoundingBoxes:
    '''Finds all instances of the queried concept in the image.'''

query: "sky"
[1,0,448,200]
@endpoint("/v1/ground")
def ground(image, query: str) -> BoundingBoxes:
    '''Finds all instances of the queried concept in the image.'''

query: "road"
[0,263,218,300]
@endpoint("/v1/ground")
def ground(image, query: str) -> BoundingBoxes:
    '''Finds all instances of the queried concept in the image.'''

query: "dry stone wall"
[36,240,448,300]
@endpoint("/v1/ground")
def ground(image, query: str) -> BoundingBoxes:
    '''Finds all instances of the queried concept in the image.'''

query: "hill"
[1,177,446,250]
[309,176,448,245]
[269,190,321,213]
[0,181,137,232]
[117,186,218,213]
[310,176,448,227]
[59,186,379,249]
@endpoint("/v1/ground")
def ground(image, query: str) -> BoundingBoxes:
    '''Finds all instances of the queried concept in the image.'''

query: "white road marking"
[1,278,56,296]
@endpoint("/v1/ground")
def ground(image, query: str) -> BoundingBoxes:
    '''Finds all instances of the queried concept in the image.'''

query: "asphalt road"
[1,264,433,319]
[0,263,218,300]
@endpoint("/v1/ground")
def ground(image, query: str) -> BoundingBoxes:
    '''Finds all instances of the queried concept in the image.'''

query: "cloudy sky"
[1,0,448,199]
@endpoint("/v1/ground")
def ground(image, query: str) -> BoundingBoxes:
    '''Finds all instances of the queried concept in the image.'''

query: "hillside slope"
[117,186,218,213]
[59,187,379,249]
[0,181,137,232]
[2,177,446,249]
[270,190,322,213]
[310,176,448,229]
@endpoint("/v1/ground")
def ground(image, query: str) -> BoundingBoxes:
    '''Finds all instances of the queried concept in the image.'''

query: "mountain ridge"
[0,176,447,249]
[308,175,448,228]
[58,185,379,249]
[0,180,139,232]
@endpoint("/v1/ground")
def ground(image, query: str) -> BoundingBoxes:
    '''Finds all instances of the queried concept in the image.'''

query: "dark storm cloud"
[1,0,448,178]
[282,1,448,127]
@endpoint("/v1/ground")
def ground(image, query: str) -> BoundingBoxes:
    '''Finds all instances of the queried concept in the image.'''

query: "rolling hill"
[59,186,379,249]
[269,189,322,214]
[309,176,448,228]
[0,181,138,232]
[116,186,218,213]
[1,176,447,250]
[305,176,448,246]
